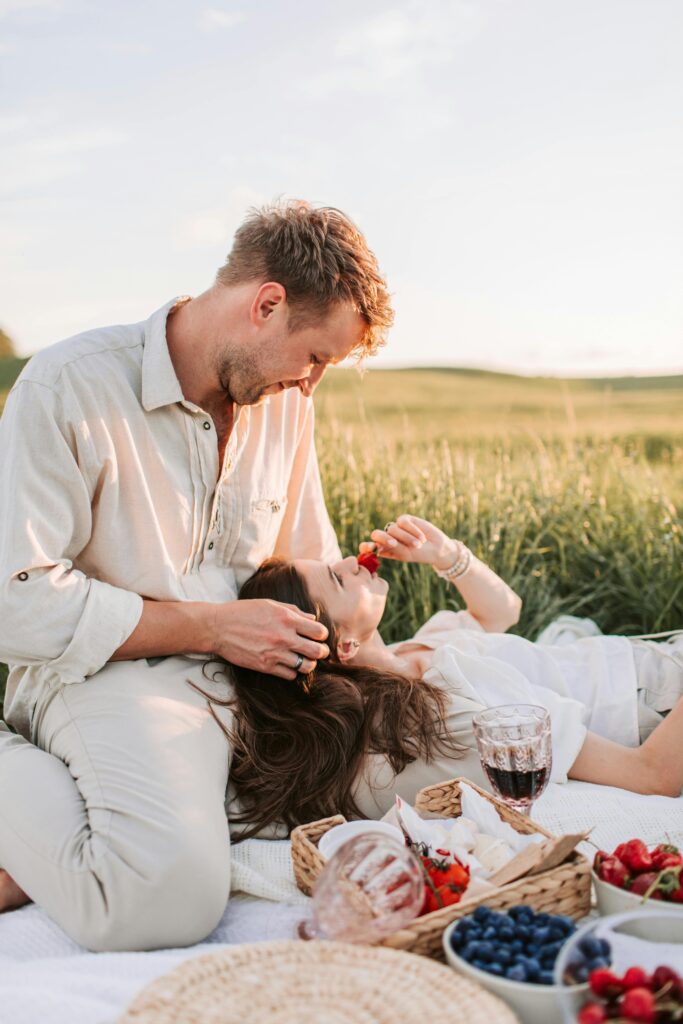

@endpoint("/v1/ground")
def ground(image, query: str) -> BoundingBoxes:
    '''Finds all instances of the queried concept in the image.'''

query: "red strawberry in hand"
[357,550,380,574]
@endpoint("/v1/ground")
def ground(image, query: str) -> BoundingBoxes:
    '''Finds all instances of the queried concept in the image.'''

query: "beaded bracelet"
[434,542,472,581]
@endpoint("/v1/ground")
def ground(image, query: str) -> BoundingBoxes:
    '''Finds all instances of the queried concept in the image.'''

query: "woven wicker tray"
[291,776,591,961]
[119,940,520,1023]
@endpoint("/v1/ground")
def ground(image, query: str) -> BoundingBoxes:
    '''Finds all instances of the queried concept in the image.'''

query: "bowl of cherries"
[593,839,683,917]
[556,909,683,1022]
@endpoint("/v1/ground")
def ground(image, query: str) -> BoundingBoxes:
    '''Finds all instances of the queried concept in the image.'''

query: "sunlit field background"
[2,358,682,714]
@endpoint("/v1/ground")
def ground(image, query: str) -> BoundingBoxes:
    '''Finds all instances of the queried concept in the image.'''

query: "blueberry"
[553,915,576,932]
[573,962,591,983]
[534,913,552,926]
[587,957,609,972]
[510,939,524,954]
[461,942,478,961]
[544,940,565,961]
[597,938,611,958]
[450,931,464,950]
[508,905,528,920]
[524,957,541,981]
[515,924,531,941]
[539,970,555,986]
[532,926,552,945]
[548,927,566,944]
[473,906,492,923]
[471,959,488,972]
[496,948,512,966]
[506,964,528,982]
[498,926,515,942]
[477,942,495,962]
[482,926,498,941]
[578,936,603,959]
[486,962,504,977]
[487,912,507,927]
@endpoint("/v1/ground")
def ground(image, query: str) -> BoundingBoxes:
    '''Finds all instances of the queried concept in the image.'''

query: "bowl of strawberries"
[592,839,683,917]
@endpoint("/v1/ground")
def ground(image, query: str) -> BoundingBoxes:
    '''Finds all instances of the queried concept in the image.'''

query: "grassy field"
[1,359,682,713]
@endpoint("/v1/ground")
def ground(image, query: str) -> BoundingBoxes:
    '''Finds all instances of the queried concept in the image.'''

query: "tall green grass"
[316,423,683,645]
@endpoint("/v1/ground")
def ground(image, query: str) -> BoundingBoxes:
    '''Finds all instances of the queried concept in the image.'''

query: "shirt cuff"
[40,579,144,686]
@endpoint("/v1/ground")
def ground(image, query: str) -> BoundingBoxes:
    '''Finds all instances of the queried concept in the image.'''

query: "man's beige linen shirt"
[0,299,341,737]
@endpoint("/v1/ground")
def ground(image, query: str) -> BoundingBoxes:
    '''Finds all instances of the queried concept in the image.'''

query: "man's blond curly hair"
[216,200,394,357]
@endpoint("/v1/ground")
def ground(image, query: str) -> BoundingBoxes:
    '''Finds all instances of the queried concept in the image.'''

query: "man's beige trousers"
[0,656,232,952]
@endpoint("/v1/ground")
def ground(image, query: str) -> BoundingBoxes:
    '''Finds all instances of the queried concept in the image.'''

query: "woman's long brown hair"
[193,558,465,839]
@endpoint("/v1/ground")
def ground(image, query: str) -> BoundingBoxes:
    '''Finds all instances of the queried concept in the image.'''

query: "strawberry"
[617,839,654,874]
[651,843,682,871]
[594,852,630,889]
[357,550,380,574]
[629,868,680,900]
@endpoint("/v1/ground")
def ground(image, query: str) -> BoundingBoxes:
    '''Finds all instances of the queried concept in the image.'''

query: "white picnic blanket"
[2,615,682,1022]
[1,780,682,1024]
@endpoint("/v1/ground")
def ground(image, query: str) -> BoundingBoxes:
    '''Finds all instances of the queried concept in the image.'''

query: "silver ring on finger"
[294,653,304,672]
[384,521,396,532]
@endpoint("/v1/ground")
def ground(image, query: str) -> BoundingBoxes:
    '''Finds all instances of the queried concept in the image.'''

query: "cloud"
[0,123,127,196]
[308,0,486,95]
[173,186,266,251]
[0,0,64,20]
[198,7,245,31]
[0,113,29,133]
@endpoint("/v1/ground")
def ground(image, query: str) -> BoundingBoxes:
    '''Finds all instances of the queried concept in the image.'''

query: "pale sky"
[1,0,682,375]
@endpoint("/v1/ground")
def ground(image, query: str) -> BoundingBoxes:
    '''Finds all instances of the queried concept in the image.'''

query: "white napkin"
[389,784,544,879]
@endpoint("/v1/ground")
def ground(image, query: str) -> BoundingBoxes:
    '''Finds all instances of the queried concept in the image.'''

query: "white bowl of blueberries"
[443,904,594,1024]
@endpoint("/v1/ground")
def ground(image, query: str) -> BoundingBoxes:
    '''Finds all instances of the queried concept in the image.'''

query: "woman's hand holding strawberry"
[359,514,460,571]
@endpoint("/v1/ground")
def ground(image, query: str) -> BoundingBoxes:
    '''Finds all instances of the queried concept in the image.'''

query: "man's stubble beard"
[215,348,270,407]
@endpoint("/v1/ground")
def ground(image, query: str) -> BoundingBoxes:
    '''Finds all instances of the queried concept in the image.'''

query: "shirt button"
[208,541,214,550]
[203,421,211,430]
[18,572,29,581]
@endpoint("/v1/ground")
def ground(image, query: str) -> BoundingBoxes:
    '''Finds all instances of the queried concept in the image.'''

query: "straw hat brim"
[119,939,519,1024]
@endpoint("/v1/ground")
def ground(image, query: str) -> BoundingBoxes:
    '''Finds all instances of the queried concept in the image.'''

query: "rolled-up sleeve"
[0,380,143,686]
[273,400,342,563]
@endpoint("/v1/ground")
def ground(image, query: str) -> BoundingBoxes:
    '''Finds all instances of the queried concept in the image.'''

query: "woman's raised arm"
[365,514,522,633]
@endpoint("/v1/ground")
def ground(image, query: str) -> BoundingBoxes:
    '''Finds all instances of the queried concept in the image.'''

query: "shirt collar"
[141,298,189,412]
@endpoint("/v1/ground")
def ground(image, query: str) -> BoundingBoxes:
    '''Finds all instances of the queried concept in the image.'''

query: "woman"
[200,515,683,840]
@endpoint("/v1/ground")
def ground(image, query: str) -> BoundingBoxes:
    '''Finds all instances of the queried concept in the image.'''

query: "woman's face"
[293,555,389,642]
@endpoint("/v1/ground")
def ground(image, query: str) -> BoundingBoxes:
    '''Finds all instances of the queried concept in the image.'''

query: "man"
[0,200,393,950]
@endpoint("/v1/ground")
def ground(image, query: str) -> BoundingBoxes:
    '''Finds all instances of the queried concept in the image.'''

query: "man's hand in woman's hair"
[208,599,330,680]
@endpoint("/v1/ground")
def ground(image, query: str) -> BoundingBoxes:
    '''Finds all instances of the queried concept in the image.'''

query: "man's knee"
[69,833,231,952]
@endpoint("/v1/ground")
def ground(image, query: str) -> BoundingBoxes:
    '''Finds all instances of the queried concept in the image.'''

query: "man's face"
[216,302,365,407]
